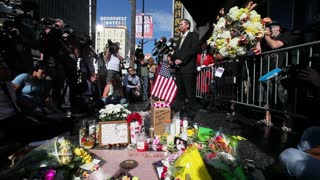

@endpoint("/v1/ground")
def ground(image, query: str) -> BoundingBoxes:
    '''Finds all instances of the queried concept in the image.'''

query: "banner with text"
[136,15,153,39]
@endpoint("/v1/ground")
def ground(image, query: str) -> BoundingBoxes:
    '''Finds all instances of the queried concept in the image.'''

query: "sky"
[96,0,173,58]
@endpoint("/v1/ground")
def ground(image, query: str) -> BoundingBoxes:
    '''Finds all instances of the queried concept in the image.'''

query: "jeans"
[279,126,320,178]
[141,76,149,100]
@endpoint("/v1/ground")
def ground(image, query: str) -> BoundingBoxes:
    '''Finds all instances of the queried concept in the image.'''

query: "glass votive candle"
[83,135,95,149]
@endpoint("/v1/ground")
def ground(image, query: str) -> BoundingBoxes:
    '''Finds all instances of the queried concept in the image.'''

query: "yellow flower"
[85,157,92,164]
[73,148,81,156]
[187,129,194,137]
[60,156,71,165]
[232,135,247,140]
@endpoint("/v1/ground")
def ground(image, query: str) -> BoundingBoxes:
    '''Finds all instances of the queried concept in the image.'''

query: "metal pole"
[130,0,136,67]
[141,0,145,54]
[89,0,92,38]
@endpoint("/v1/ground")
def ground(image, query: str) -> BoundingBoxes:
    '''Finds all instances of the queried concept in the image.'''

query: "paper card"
[80,159,101,170]
[215,67,225,78]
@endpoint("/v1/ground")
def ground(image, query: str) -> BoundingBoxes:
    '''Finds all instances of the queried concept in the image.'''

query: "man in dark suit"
[172,19,200,120]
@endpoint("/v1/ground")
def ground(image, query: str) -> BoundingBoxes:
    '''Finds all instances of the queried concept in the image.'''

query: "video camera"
[106,39,119,55]
[152,36,174,56]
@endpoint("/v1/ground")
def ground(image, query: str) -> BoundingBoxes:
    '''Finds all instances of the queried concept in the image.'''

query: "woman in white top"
[101,75,125,105]
[105,40,124,82]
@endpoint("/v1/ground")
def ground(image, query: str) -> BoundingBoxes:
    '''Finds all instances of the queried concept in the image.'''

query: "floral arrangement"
[154,126,246,180]
[207,1,265,59]
[160,151,184,180]
[0,137,98,179]
[197,132,245,165]
[99,104,131,121]
[196,130,246,179]
[126,112,143,125]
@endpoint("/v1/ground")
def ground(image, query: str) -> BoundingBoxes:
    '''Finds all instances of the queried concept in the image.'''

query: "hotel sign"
[100,16,127,27]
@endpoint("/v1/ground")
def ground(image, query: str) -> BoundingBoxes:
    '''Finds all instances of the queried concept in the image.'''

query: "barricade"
[197,40,320,126]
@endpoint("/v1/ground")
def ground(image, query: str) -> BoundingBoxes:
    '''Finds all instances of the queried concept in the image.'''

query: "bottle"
[79,120,87,147]
[88,120,97,147]
[149,127,154,139]
[137,133,148,152]
[88,120,97,138]
[164,119,171,135]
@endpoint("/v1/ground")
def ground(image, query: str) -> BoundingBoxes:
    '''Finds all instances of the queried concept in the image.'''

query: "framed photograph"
[98,121,130,147]
[174,137,187,151]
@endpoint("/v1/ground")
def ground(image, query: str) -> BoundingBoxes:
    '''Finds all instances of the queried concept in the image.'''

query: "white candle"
[167,135,175,145]
[183,120,188,131]
[170,122,175,136]
[175,119,180,136]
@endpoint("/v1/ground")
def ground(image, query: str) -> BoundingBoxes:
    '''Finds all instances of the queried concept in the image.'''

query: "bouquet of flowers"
[160,150,184,180]
[207,1,265,59]
[99,104,131,121]
[126,112,143,125]
[196,130,246,179]
[0,137,95,179]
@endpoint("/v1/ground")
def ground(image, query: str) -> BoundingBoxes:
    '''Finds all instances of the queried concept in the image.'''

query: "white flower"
[99,104,131,121]
[208,5,264,59]
[227,6,240,21]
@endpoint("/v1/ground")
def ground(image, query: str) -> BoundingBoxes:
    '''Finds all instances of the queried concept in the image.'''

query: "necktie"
[179,36,185,49]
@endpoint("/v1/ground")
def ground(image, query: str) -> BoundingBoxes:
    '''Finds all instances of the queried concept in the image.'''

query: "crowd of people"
[1,7,320,177]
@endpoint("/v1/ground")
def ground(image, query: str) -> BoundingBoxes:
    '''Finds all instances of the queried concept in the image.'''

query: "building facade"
[95,26,130,59]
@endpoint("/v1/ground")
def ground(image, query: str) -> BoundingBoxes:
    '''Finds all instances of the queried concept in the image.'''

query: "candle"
[170,122,175,136]
[175,119,180,136]
[182,120,188,133]
[167,135,175,145]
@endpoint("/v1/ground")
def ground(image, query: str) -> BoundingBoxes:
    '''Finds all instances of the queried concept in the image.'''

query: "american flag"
[151,61,177,104]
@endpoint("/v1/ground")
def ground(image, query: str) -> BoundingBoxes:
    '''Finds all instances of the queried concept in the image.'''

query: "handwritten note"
[99,121,129,147]
[152,108,171,135]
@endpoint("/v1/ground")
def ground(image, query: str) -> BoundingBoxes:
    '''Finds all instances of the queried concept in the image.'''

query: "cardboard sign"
[151,100,171,135]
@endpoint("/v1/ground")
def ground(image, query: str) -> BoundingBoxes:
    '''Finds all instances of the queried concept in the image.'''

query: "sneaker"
[255,119,266,125]
[281,126,291,132]
[226,111,236,116]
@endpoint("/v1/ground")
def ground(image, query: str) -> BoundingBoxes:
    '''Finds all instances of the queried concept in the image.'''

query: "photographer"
[105,40,124,82]
[39,18,78,109]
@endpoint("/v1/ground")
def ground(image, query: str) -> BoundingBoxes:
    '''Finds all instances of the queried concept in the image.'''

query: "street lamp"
[129,0,136,67]
[95,24,104,53]
[141,0,145,54]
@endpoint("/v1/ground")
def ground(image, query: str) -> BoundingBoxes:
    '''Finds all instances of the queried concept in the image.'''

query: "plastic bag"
[0,137,73,179]
[197,127,215,142]
[174,145,212,180]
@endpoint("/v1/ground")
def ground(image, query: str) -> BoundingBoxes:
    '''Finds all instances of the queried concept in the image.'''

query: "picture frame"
[98,121,130,147]
[174,137,187,151]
